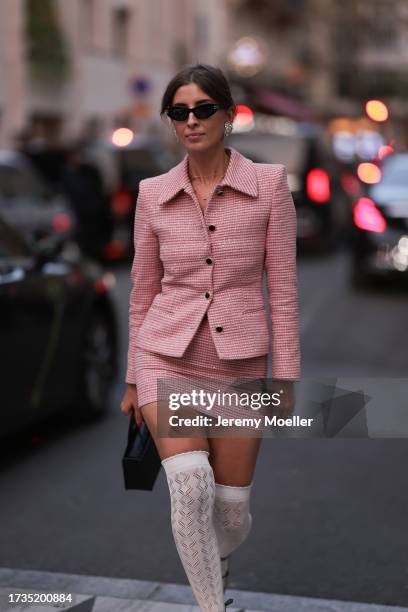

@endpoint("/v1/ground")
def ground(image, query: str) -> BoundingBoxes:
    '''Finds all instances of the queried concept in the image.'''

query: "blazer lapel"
[158,146,258,206]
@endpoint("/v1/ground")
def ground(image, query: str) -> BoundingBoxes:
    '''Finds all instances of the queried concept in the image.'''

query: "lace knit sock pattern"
[213,481,253,562]
[161,450,225,612]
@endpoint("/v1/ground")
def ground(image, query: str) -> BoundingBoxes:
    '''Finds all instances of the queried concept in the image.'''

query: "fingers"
[120,398,144,428]
[120,401,135,420]
[120,400,129,415]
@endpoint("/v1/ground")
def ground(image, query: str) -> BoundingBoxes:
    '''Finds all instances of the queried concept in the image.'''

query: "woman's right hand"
[120,384,143,428]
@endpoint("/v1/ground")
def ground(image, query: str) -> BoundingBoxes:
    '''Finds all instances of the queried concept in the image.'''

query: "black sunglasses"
[166,103,225,122]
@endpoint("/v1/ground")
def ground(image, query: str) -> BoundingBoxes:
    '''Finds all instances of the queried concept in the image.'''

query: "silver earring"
[171,125,179,141]
[224,121,233,137]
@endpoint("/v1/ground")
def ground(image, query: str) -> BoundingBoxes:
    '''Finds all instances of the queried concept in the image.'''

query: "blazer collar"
[158,146,258,205]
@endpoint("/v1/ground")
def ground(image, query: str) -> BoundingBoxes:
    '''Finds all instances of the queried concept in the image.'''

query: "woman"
[120,63,301,611]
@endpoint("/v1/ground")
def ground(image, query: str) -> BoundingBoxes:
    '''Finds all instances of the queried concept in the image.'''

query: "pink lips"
[187,133,204,139]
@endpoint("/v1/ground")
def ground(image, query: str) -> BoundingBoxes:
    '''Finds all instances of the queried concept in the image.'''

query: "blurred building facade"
[0,0,407,150]
[0,0,228,149]
[225,0,408,138]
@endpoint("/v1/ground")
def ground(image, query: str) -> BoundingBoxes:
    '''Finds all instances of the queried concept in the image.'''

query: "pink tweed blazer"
[126,145,301,384]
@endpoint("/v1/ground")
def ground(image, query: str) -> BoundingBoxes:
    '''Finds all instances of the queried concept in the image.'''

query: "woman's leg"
[208,436,262,487]
[208,437,263,588]
[214,481,253,557]
[141,402,225,611]
[162,450,225,611]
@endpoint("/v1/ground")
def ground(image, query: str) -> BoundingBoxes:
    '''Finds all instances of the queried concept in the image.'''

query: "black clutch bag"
[122,411,162,490]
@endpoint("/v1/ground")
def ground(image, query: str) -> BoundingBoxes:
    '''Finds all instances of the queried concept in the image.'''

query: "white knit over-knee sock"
[161,450,225,612]
[213,481,253,560]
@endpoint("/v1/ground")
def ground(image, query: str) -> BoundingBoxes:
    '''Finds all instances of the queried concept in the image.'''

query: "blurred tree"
[25,0,70,83]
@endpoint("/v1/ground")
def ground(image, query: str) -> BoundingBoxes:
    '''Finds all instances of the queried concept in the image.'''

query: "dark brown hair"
[160,63,236,117]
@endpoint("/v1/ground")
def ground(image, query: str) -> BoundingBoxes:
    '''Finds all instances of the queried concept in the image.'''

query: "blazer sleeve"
[265,164,301,380]
[125,180,163,384]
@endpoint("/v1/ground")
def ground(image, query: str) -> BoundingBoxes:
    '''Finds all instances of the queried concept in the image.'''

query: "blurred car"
[228,127,351,252]
[0,150,76,247]
[24,145,113,263]
[0,216,119,438]
[24,137,183,263]
[350,152,408,287]
[61,148,113,262]
[106,135,183,261]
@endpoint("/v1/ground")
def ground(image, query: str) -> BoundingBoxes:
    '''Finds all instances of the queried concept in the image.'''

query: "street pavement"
[1,567,408,611]
[1,247,408,609]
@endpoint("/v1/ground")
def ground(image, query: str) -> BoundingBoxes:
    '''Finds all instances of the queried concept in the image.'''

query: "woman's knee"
[209,437,262,486]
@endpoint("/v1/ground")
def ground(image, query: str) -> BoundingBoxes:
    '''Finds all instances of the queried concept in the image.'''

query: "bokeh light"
[357,162,382,184]
[112,127,134,147]
[365,100,389,122]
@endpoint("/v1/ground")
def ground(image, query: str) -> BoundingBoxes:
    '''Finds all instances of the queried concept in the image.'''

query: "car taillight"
[93,273,116,293]
[93,278,107,293]
[341,172,361,196]
[306,168,330,203]
[112,189,132,216]
[353,197,386,233]
[52,212,72,233]
[103,240,128,259]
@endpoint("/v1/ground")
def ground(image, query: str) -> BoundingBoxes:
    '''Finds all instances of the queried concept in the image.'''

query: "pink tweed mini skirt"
[134,312,268,422]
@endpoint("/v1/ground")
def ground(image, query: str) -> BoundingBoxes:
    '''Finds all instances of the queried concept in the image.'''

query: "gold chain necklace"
[190,171,224,180]
[189,154,229,201]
